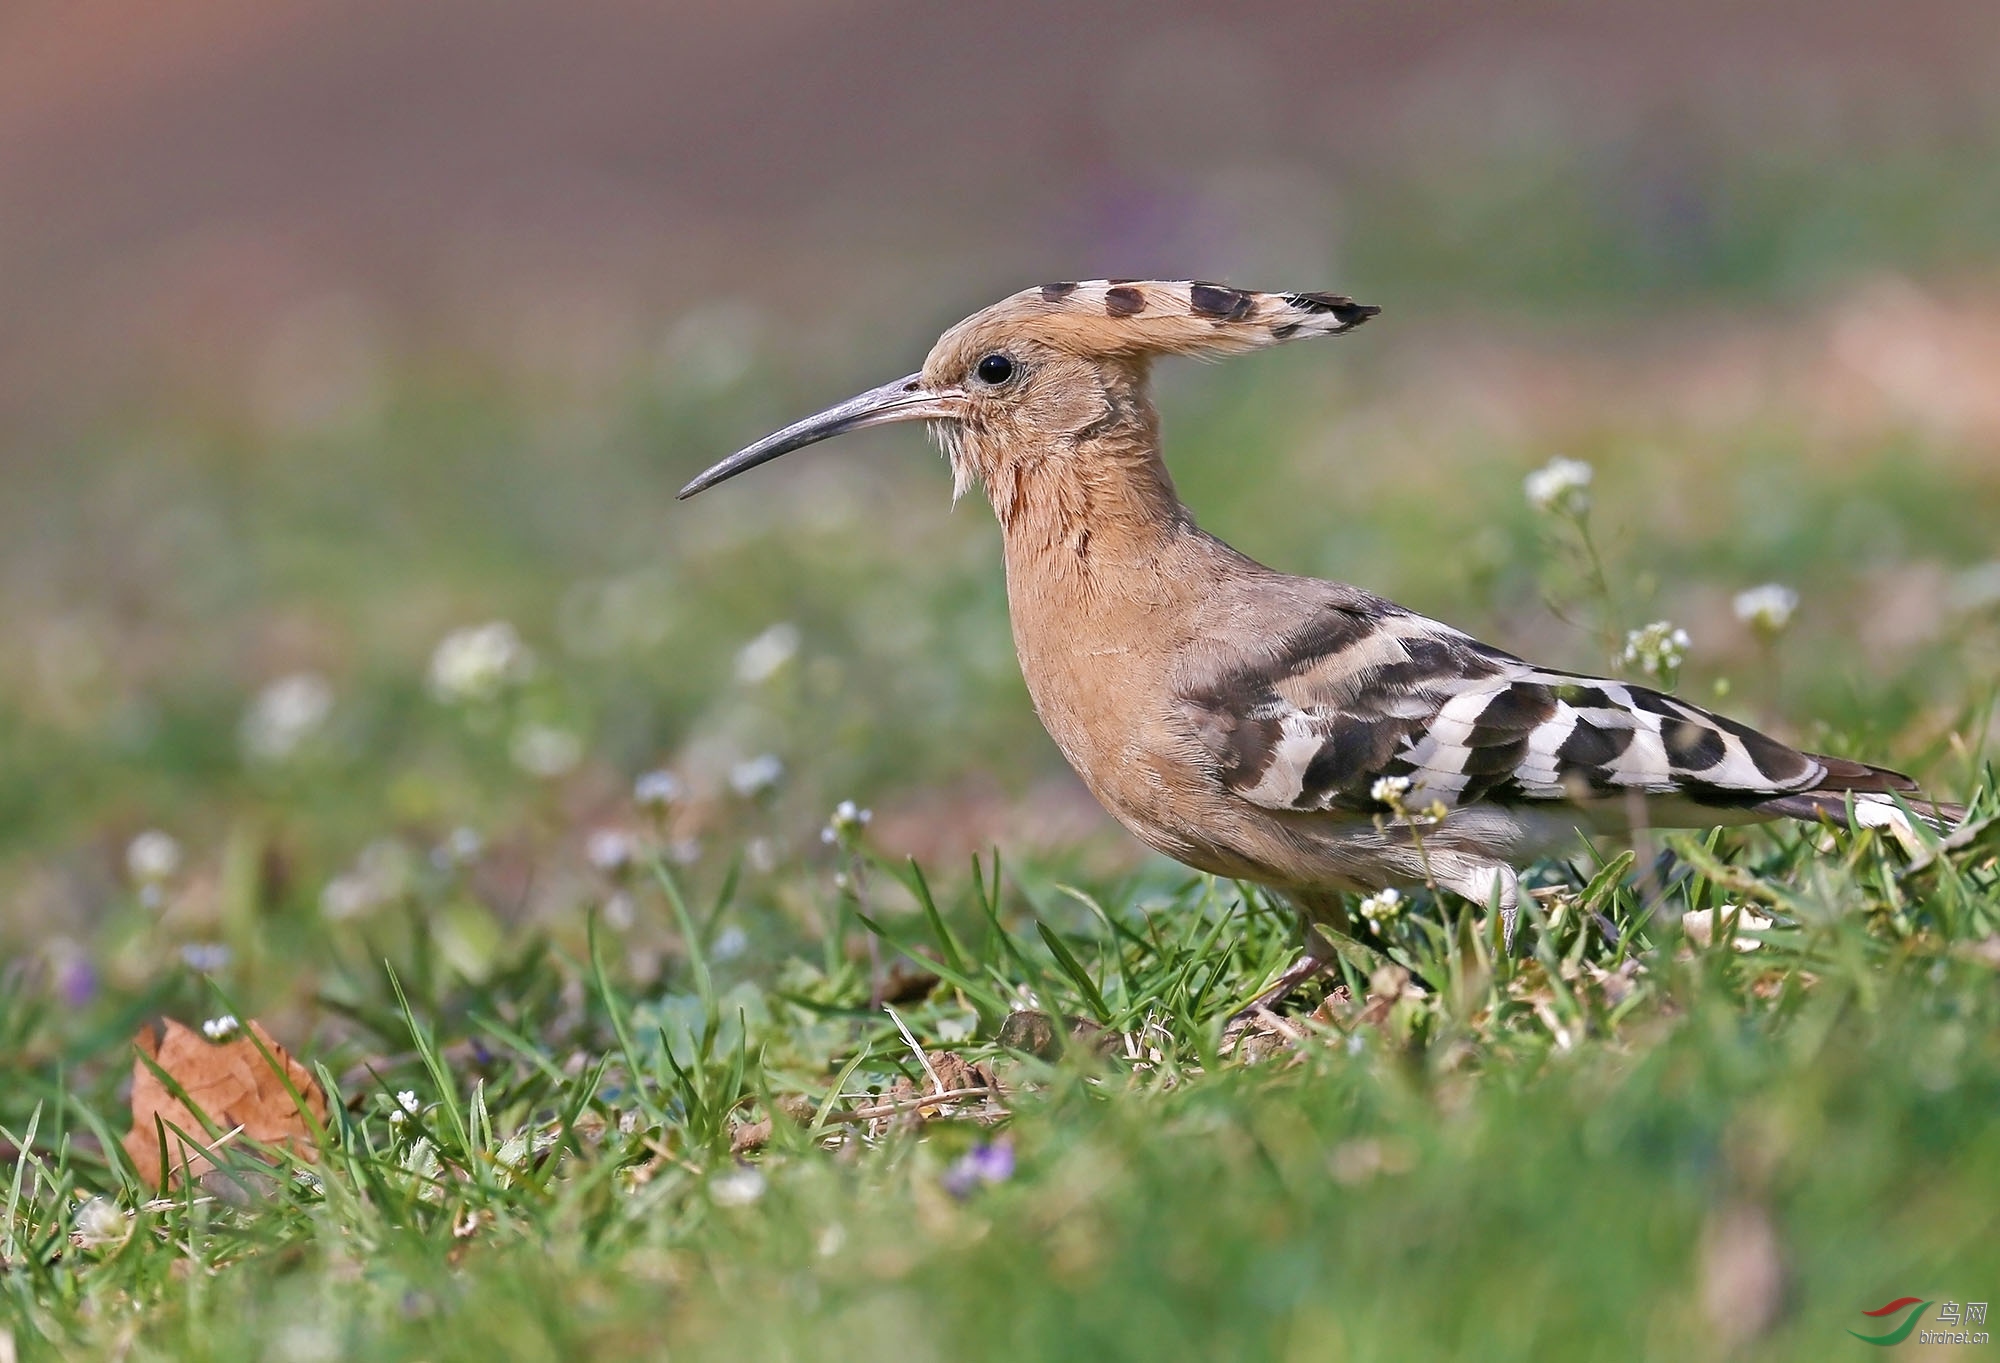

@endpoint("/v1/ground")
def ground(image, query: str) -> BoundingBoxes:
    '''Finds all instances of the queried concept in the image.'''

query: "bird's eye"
[974,354,1015,385]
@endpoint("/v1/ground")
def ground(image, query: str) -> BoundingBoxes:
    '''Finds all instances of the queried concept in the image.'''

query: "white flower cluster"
[388,1090,422,1125]
[820,798,873,848]
[1732,583,1799,637]
[634,768,685,813]
[1524,457,1594,516]
[201,1014,241,1041]
[1369,775,1412,807]
[587,828,636,874]
[428,622,535,704]
[126,830,182,885]
[1620,621,1691,683]
[1357,888,1405,934]
[240,672,334,762]
[729,754,784,798]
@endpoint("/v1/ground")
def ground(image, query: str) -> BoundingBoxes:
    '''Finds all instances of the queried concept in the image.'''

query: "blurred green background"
[3,0,1999,1016]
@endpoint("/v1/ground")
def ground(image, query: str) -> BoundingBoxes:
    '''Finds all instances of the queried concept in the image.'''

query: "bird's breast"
[999,564,1248,866]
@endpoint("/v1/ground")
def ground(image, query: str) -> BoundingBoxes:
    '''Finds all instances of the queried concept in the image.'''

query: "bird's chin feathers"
[930,423,977,504]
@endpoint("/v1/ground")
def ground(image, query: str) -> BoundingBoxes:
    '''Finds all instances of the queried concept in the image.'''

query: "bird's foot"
[1229,947,1339,1025]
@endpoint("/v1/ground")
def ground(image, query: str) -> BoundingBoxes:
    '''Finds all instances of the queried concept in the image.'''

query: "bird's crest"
[938,280,1379,362]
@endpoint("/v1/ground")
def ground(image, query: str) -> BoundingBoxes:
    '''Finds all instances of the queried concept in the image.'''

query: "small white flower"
[388,1089,421,1125]
[733,623,801,685]
[1732,583,1799,637]
[729,754,784,798]
[239,672,333,762]
[428,622,534,704]
[126,830,183,884]
[634,768,685,812]
[1524,457,1594,516]
[510,724,583,778]
[1357,888,1405,934]
[1369,775,1412,807]
[710,924,749,962]
[586,828,635,874]
[710,1166,766,1206]
[1621,621,1691,684]
[820,798,873,846]
[73,1196,128,1248]
[201,1014,241,1041]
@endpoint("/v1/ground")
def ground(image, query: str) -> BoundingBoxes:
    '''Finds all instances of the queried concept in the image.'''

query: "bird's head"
[676,281,1377,507]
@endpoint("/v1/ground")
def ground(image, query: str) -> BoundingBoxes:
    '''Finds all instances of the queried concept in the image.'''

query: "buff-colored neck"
[972,371,1235,691]
[979,368,1194,583]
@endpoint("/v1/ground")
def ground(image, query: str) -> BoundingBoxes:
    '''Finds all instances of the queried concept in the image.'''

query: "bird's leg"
[1231,922,1348,1022]
[1224,891,1384,1019]
[1489,872,1522,956]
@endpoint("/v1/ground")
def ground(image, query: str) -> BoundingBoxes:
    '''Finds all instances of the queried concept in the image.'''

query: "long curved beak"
[677,373,965,499]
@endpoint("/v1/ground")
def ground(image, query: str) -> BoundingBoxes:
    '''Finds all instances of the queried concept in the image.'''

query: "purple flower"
[57,957,99,1009]
[942,1139,1014,1199]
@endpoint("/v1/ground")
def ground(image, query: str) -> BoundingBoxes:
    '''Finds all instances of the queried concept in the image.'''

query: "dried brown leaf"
[122,1019,328,1189]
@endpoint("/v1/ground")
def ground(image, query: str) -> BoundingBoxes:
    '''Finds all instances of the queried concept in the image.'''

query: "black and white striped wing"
[1178,605,1825,817]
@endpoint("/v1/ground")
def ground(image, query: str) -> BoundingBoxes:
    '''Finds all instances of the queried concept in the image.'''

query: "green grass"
[4,810,1999,1361]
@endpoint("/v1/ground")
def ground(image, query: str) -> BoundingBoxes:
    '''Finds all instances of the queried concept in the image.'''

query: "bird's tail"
[1755,754,1966,833]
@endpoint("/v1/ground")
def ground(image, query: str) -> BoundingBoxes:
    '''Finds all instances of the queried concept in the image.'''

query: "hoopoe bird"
[680,281,1962,1011]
